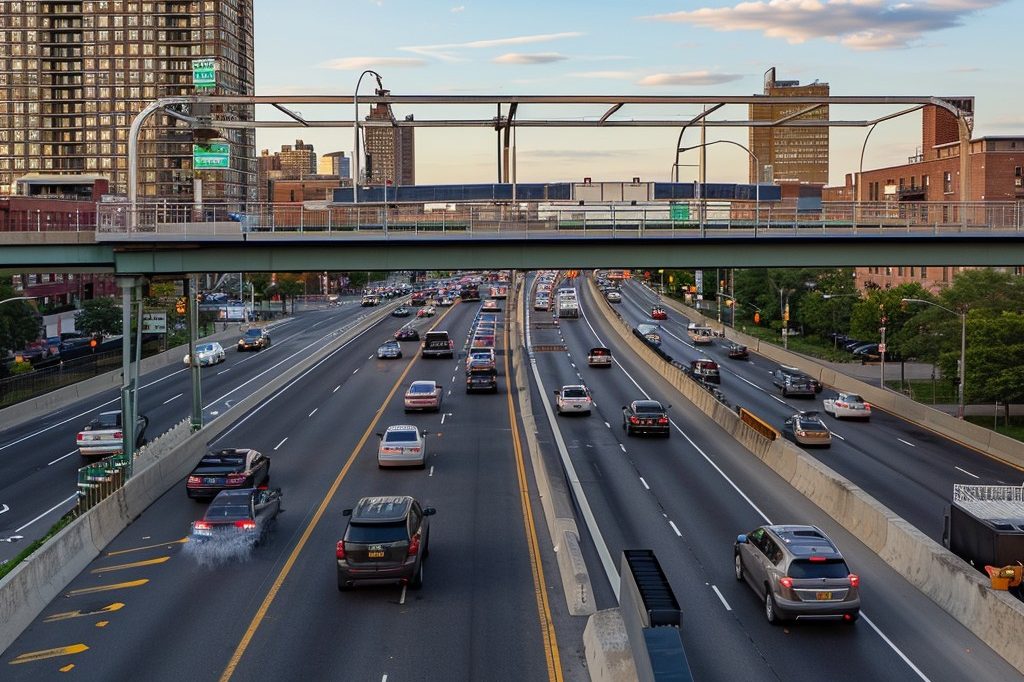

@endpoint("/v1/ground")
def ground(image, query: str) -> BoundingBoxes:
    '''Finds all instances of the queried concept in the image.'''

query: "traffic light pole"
[116,276,139,463]
[185,275,203,431]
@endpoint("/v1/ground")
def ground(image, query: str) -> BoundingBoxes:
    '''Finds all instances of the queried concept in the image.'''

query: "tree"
[848,283,931,346]
[949,311,1024,418]
[0,278,41,372]
[75,297,122,336]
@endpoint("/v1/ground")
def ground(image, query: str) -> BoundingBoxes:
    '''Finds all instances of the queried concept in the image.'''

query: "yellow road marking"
[44,603,125,623]
[60,664,75,672]
[68,579,148,596]
[90,556,169,574]
[503,296,563,682]
[8,644,88,665]
[106,537,188,556]
[219,304,460,681]
[95,621,108,628]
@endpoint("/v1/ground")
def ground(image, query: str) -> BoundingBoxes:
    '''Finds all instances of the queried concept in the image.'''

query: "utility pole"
[185,275,202,431]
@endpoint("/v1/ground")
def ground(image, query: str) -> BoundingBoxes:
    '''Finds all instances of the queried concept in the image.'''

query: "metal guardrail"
[94,200,1024,239]
[76,451,132,514]
[0,349,122,409]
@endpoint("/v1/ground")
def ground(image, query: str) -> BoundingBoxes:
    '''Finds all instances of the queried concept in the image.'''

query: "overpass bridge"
[2,199,1022,274]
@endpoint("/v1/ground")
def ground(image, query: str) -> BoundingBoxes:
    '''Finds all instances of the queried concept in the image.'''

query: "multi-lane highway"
[2,273,1021,681]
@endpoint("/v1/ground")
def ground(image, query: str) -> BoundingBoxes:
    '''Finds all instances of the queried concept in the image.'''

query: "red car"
[651,307,668,321]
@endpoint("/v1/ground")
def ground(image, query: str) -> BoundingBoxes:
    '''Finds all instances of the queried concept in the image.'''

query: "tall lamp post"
[902,298,967,419]
[353,70,383,206]
[677,139,761,228]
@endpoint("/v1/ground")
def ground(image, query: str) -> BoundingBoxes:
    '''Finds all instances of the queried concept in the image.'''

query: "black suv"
[770,366,820,397]
[238,327,271,352]
[186,448,270,500]
[336,496,436,591]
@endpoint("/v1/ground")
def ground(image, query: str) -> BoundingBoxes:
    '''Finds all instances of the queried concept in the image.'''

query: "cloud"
[402,31,583,62]
[637,70,743,86]
[568,70,635,79]
[493,52,567,64]
[450,4,464,12]
[642,0,1003,51]
[319,56,426,70]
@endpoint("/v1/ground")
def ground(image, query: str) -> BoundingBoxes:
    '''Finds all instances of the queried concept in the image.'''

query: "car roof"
[766,525,842,557]
[210,488,257,502]
[410,380,436,387]
[632,400,663,409]
[352,496,414,523]
[385,424,419,433]
[561,384,587,391]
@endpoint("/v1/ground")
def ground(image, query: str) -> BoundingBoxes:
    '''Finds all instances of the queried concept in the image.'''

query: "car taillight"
[657,417,669,425]
[779,577,793,589]
[336,541,346,559]
[407,534,421,556]
[630,416,640,424]
[76,432,86,441]
[835,402,847,408]
[849,574,860,588]
[187,476,201,485]
[226,474,247,486]
[234,520,256,530]
[863,403,871,409]
[381,447,401,454]
[193,520,211,531]
[809,555,827,562]
[409,448,421,454]
[795,430,806,437]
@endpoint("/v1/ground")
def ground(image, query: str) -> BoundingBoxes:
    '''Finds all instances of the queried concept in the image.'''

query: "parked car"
[76,410,149,458]
[622,400,671,437]
[376,425,428,468]
[726,343,749,360]
[822,392,872,420]
[555,385,593,415]
[782,411,832,447]
[395,327,420,342]
[184,342,226,366]
[237,327,271,352]
[404,380,443,412]
[336,496,435,590]
[377,340,403,359]
[186,448,271,500]
[734,525,860,624]
[190,487,282,547]
[587,347,613,368]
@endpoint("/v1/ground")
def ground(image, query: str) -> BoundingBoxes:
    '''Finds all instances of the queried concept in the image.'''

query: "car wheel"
[409,561,424,590]
[734,553,744,581]
[765,590,780,625]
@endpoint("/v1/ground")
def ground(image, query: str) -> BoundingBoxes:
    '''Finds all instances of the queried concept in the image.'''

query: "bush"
[9,359,33,375]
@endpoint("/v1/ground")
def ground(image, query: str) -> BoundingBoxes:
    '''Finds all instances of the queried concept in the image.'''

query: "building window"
[897,266,904,276]
[920,266,928,278]
[1016,166,1022,178]
[943,171,952,194]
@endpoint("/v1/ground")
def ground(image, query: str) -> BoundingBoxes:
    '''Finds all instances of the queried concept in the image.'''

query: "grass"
[733,324,855,363]
[965,416,1024,443]
[0,511,76,580]
[885,378,958,404]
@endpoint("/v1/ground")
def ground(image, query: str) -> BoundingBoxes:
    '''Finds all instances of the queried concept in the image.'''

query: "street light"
[678,139,761,229]
[822,293,861,349]
[901,298,967,419]
[0,296,37,306]
[353,70,384,206]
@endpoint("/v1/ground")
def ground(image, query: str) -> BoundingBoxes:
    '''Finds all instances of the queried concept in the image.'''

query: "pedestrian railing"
[76,451,132,514]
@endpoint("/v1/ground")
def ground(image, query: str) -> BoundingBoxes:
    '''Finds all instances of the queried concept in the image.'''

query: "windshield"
[635,404,663,414]
[346,522,408,544]
[845,394,864,403]
[563,388,588,398]
[796,419,825,430]
[385,431,418,443]
[787,559,850,579]
[90,413,121,429]
[244,329,263,339]
[203,504,251,521]
[409,383,435,394]
[196,344,215,353]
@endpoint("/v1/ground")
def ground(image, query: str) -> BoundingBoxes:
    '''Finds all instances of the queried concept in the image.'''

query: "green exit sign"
[192,58,217,89]
[670,203,690,222]
[193,143,230,170]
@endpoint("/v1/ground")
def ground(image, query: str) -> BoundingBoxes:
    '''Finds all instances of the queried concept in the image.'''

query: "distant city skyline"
[254,0,1017,187]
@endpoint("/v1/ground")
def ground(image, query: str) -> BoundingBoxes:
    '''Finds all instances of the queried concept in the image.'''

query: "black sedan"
[190,488,282,546]
[394,327,420,342]
[727,343,749,360]
[237,327,271,352]
[392,307,411,318]
[622,400,671,437]
[186,448,271,500]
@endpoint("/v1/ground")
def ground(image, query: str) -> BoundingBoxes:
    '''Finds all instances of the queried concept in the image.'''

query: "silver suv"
[734,525,860,624]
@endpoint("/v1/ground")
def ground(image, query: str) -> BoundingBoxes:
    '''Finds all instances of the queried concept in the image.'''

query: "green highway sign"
[192,58,217,89]
[193,143,230,170]
[670,203,690,222]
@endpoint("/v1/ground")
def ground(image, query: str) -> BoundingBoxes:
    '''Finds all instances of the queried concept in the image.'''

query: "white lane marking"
[831,432,846,441]
[592,283,932,681]
[0,504,9,515]
[770,395,788,404]
[711,585,732,611]
[162,393,183,405]
[274,437,288,451]
[639,477,650,490]
[619,443,626,453]
[429,466,435,477]
[334,385,341,393]
[15,493,78,533]
[898,438,916,447]
[669,520,682,537]
[368,354,374,360]
[48,450,79,466]
[398,586,407,606]
[440,413,447,425]
[447,390,452,396]
[217,368,231,375]
[955,466,980,479]
[353,368,359,374]
[604,421,611,428]
[451,375,456,383]
[308,408,318,418]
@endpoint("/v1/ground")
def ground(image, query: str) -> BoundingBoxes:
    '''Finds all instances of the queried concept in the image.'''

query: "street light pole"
[0,296,38,306]
[901,297,967,419]
[353,70,383,206]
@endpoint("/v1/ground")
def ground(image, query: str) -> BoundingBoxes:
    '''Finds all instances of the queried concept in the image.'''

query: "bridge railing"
[95,200,1024,238]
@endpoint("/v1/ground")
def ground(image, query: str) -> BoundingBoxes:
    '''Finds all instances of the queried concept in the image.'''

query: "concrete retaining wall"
[659,295,1024,469]
[0,300,401,654]
[589,279,1024,675]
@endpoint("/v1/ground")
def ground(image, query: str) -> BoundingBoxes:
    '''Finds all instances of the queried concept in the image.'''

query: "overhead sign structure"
[192,58,217,90]
[670,203,690,222]
[193,143,230,170]
[141,312,167,334]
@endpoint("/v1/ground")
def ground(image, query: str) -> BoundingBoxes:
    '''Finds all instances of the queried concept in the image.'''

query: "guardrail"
[94,199,1024,239]
[76,452,131,514]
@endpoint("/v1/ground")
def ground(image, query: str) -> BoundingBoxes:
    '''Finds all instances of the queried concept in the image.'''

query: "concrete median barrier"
[0,299,402,655]
[584,608,638,682]
[592,279,1024,675]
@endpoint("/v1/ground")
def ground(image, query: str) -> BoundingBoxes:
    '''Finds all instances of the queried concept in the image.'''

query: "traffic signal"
[754,312,761,324]
[175,297,187,315]
[783,303,790,322]
[89,338,98,352]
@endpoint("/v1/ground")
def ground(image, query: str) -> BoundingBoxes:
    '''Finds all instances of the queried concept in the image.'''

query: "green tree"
[0,278,41,374]
[948,311,1024,417]
[849,283,931,346]
[75,297,122,336]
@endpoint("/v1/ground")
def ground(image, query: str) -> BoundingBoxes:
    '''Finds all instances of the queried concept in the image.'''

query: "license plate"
[367,551,385,559]
[815,591,833,600]
[194,529,211,536]
[204,477,219,484]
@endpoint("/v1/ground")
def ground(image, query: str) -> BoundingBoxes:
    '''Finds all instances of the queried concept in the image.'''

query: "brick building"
[363,90,415,186]
[749,67,829,184]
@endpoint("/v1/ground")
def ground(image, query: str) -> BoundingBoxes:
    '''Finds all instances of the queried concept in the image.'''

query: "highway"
[0,298,383,562]
[3,296,567,681]
[524,272,1020,681]
[609,279,1024,541]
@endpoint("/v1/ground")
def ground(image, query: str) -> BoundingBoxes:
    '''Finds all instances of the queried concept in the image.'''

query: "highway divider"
[587,277,1024,675]
[0,299,403,655]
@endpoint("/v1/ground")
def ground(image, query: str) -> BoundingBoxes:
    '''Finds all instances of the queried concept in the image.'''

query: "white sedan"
[823,392,872,420]
[554,385,593,415]
[184,342,226,367]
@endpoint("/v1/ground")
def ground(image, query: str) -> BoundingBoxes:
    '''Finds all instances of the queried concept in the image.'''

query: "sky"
[253,0,1021,187]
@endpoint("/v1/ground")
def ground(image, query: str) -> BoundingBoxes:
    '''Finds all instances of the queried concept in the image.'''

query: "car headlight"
[239,338,245,344]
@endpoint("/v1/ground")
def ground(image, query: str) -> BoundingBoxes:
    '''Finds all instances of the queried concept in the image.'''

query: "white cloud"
[493,52,567,65]
[402,31,583,62]
[450,5,465,12]
[637,71,743,86]
[642,0,1002,51]
[319,56,426,70]
[568,70,635,79]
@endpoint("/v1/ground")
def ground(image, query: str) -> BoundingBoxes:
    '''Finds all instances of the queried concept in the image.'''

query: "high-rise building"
[749,67,829,184]
[0,0,256,202]
[319,151,350,179]
[363,90,415,186]
[278,139,316,178]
